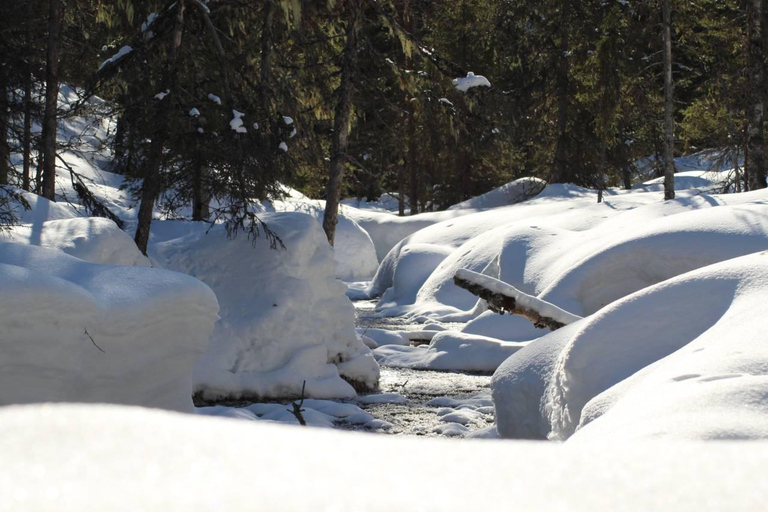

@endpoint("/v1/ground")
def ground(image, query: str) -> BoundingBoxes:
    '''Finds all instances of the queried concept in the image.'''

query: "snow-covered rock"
[0,243,218,412]
[150,212,379,402]
[493,251,768,441]
[9,217,149,267]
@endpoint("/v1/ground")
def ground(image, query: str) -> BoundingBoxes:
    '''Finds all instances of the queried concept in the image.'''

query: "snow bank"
[563,252,768,442]
[377,186,768,323]
[493,251,768,441]
[447,177,545,210]
[0,243,218,412]
[9,217,149,267]
[374,331,527,372]
[150,212,379,402]
[2,403,768,511]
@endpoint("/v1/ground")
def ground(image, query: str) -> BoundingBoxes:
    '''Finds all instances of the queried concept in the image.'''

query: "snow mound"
[493,251,768,441]
[3,403,768,511]
[0,243,218,412]
[9,217,149,267]
[374,331,527,372]
[447,177,545,210]
[150,212,379,402]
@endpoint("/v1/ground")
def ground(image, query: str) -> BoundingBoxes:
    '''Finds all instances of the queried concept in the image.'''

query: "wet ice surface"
[349,298,496,438]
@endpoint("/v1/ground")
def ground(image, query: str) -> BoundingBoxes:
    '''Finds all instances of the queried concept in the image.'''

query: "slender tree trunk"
[134,0,186,255]
[402,0,419,215]
[0,63,9,186]
[322,0,361,245]
[192,132,210,221]
[41,0,62,200]
[259,0,276,164]
[662,0,676,200]
[397,166,405,216]
[747,0,767,190]
[550,2,571,184]
[22,71,33,191]
[22,0,34,191]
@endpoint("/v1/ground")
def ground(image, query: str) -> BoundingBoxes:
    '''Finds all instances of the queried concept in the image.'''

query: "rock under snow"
[0,243,218,412]
[150,212,380,402]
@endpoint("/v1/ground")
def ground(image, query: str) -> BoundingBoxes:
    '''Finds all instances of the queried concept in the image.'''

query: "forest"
[2,1,768,510]
[2,0,766,247]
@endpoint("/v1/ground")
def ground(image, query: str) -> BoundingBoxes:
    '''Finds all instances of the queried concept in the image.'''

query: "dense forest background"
[0,0,766,250]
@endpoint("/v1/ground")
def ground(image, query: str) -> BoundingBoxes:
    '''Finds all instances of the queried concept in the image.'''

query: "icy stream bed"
[349,300,496,438]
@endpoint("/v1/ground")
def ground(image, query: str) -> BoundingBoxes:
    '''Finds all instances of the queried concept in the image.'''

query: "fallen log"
[453,269,582,330]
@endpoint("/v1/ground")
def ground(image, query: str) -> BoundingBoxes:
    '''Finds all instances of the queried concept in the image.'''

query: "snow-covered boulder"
[493,251,768,441]
[0,243,218,412]
[10,217,149,267]
[151,212,379,402]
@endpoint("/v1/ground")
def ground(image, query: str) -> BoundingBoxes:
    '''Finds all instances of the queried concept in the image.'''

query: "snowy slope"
[1,403,767,511]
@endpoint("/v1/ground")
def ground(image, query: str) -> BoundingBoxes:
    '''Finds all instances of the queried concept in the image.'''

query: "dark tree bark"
[0,62,9,186]
[134,0,186,255]
[747,0,767,190]
[259,0,276,161]
[322,0,361,245]
[662,0,676,200]
[403,0,419,215]
[22,0,34,191]
[551,2,571,184]
[41,0,62,200]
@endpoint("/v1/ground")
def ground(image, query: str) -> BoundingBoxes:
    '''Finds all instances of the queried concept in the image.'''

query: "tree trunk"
[259,0,276,165]
[403,0,419,215]
[747,0,767,190]
[41,0,62,200]
[551,2,571,184]
[662,0,676,200]
[134,0,186,255]
[192,134,210,221]
[0,62,9,186]
[22,69,33,191]
[322,0,361,246]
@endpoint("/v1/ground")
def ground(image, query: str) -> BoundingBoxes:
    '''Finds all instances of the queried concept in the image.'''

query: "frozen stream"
[349,300,496,438]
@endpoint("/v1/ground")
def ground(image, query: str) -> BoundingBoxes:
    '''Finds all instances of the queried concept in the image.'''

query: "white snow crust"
[452,71,492,92]
[1,403,768,511]
[150,212,379,401]
[0,243,218,412]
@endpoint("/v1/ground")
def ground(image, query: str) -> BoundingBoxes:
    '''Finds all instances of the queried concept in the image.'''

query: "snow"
[154,90,169,100]
[3,403,768,510]
[8,217,149,267]
[447,177,545,210]
[188,108,200,117]
[0,243,218,412]
[282,116,294,125]
[493,251,768,442]
[150,212,380,402]
[229,109,247,133]
[452,72,491,92]
[374,331,527,372]
[207,93,222,105]
[141,13,158,32]
[98,45,132,71]
[278,141,288,152]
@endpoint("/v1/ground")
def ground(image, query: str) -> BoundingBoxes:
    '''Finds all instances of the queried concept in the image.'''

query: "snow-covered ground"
[2,402,767,511]
[5,84,768,506]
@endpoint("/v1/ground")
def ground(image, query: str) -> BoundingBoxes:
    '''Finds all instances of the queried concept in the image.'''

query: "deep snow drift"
[0,241,218,412]
[1,403,767,511]
[493,251,768,441]
[151,212,380,402]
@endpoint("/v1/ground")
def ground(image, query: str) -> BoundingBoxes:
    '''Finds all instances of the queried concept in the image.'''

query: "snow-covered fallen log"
[454,269,581,330]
